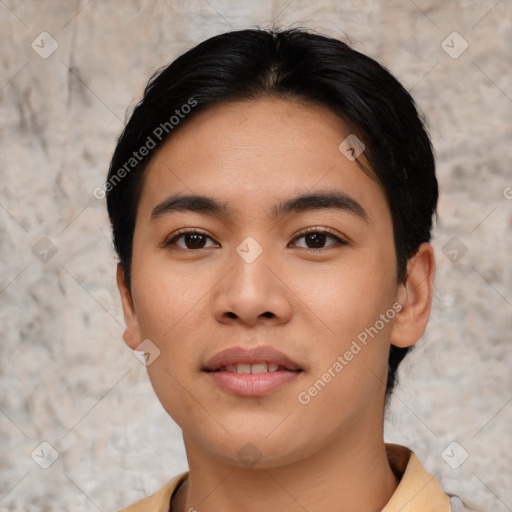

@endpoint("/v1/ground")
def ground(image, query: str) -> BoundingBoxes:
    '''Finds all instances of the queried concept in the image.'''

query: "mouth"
[203,345,302,373]
[208,363,301,374]
[203,346,303,396]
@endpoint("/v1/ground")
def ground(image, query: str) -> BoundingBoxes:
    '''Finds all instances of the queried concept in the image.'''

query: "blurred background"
[1,1,511,510]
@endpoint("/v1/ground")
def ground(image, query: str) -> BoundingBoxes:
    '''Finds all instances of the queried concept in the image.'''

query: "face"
[118,97,423,469]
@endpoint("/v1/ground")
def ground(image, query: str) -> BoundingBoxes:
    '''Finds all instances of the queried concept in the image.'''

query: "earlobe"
[390,243,436,349]
[116,264,142,350]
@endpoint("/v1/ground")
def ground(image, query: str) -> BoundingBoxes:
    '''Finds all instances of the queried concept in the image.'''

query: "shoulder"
[118,472,189,512]
[385,444,477,512]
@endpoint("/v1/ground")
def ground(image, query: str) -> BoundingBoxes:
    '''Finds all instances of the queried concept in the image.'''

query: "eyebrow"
[273,190,368,222]
[151,190,368,223]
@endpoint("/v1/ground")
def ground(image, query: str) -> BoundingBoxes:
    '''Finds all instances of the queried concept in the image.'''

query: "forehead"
[137,97,388,223]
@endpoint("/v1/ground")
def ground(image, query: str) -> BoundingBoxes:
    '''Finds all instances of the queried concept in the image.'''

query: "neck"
[172,428,399,512]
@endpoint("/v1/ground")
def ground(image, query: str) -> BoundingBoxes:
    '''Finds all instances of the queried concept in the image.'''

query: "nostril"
[262,311,274,318]
[226,312,237,319]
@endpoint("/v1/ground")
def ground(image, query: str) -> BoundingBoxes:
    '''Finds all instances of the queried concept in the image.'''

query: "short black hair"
[106,27,438,400]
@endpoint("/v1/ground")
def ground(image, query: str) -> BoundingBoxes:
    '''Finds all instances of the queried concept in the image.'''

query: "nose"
[213,242,293,327]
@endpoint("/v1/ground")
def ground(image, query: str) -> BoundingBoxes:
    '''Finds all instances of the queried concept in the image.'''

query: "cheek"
[131,253,207,338]
[130,268,206,426]
[130,253,211,351]
[287,248,398,409]
[289,251,397,338]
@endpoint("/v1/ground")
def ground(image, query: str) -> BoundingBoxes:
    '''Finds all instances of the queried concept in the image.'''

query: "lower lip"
[205,370,301,396]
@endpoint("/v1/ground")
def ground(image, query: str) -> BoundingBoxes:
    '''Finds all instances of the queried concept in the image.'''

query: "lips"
[203,346,303,397]
[203,346,302,373]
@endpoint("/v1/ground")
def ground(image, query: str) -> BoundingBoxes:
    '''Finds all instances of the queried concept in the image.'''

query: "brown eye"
[181,233,208,249]
[303,232,327,248]
[291,229,346,250]
[164,230,219,250]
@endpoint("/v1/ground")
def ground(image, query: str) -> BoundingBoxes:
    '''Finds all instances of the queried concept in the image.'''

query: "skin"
[117,97,435,512]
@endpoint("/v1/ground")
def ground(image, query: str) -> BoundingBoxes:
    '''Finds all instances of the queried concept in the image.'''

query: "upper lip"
[203,346,302,372]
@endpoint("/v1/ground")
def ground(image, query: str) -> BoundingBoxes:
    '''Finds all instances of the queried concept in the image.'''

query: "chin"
[189,424,319,470]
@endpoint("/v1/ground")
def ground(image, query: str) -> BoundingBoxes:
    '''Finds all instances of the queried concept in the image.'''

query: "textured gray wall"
[1,1,511,511]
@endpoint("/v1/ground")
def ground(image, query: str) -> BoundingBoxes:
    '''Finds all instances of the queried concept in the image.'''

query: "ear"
[116,263,142,350]
[390,243,435,348]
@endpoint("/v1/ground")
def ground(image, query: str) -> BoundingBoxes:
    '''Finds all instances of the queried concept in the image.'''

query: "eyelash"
[290,227,348,250]
[162,227,347,251]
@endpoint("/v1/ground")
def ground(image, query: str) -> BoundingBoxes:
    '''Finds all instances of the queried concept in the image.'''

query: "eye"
[163,229,219,250]
[290,228,347,250]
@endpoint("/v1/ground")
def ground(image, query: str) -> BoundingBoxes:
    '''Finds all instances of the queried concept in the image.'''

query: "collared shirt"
[119,443,470,512]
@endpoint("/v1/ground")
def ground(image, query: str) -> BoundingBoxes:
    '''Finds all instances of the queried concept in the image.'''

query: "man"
[106,27,473,511]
